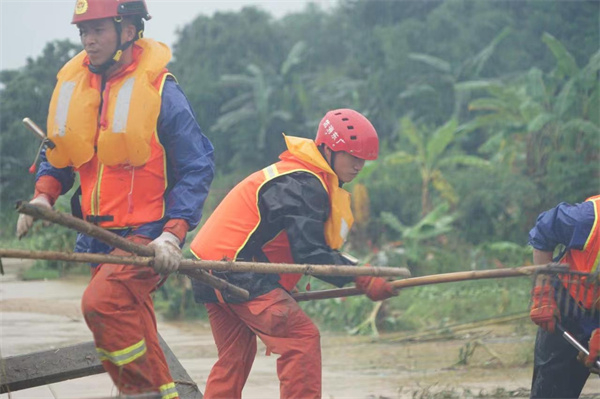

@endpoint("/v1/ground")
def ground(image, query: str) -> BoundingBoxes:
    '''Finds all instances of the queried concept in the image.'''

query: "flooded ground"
[1,259,599,399]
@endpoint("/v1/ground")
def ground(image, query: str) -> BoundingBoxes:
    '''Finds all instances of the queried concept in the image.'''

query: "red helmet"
[72,0,150,24]
[315,109,379,160]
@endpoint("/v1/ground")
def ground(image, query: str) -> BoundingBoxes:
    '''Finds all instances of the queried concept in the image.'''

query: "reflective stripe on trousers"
[96,338,147,366]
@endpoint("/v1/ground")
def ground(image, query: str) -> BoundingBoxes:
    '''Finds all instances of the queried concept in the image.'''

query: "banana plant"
[387,117,489,215]
[401,26,511,121]
[380,202,456,268]
[348,203,456,337]
[212,41,307,160]
[465,33,599,201]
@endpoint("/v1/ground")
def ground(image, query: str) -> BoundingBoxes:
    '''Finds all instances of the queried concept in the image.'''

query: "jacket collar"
[280,135,337,178]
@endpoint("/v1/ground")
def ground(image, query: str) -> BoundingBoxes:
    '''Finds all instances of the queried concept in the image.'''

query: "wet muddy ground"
[1,259,599,399]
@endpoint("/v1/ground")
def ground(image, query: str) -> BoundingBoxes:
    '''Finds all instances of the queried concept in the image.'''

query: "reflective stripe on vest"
[54,81,76,137]
[585,195,600,274]
[263,164,278,179]
[113,77,135,133]
[561,195,600,309]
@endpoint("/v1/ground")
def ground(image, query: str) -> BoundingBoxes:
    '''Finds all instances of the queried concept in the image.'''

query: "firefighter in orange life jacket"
[189,109,397,399]
[15,0,215,397]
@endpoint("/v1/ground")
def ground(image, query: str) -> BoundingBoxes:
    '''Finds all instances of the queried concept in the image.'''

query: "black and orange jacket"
[190,136,355,303]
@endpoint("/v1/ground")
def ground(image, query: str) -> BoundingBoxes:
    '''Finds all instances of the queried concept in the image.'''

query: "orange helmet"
[72,0,150,24]
[315,109,379,160]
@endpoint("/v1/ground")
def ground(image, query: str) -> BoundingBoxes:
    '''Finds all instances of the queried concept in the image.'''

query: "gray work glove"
[148,231,182,274]
[16,195,52,239]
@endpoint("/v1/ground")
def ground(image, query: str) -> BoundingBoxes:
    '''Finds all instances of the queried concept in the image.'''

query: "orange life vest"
[561,195,600,309]
[190,135,354,291]
[45,39,172,228]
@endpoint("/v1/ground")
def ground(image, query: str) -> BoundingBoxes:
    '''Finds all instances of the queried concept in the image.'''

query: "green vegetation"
[1,0,597,331]
[154,274,208,320]
[301,277,532,335]
[20,262,62,280]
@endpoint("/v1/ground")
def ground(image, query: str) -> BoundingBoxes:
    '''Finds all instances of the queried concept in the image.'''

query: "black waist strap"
[85,215,114,224]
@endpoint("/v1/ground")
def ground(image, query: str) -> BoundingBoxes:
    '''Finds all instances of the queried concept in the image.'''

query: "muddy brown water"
[1,259,599,399]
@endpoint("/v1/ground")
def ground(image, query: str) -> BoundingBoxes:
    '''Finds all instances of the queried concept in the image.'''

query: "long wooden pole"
[16,201,250,301]
[0,248,411,278]
[292,264,570,301]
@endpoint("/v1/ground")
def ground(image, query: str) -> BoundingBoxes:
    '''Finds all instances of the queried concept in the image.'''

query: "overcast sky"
[0,0,336,71]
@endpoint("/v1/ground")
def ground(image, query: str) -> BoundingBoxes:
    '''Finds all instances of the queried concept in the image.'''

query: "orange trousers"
[81,236,178,399]
[204,288,322,399]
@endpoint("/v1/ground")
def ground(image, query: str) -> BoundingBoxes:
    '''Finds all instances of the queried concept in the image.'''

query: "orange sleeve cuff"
[34,176,62,206]
[163,218,190,243]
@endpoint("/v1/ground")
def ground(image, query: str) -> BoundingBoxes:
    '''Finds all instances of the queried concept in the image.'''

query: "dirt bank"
[1,259,599,398]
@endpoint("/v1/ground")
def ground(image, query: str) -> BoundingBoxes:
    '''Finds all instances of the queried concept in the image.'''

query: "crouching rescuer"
[189,109,398,399]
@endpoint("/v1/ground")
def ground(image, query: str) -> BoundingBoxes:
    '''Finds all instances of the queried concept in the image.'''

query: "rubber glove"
[16,195,52,239]
[355,276,397,301]
[148,231,182,274]
[529,284,560,333]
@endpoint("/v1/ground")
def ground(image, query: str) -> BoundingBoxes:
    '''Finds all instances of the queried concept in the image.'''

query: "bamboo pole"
[16,201,250,301]
[0,248,411,278]
[292,264,570,301]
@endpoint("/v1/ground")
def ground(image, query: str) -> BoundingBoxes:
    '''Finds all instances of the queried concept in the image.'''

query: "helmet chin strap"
[88,17,143,75]
[329,150,337,172]
[331,151,345,187]
[319,144,343,187]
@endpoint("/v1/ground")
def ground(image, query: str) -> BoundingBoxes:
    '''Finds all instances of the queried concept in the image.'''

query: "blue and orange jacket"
[529,195,600,310]
[35,39,214,246]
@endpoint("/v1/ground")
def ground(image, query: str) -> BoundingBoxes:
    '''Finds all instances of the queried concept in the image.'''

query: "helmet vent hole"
[347,125,354,130]
[350,135,357,140]
[118,2,147,16]
[342,118,349,121]
[334,112,342,115]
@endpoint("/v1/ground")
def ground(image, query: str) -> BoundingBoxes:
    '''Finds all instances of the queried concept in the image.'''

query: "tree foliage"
[0,40,81,208]
[0,1,597,289]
